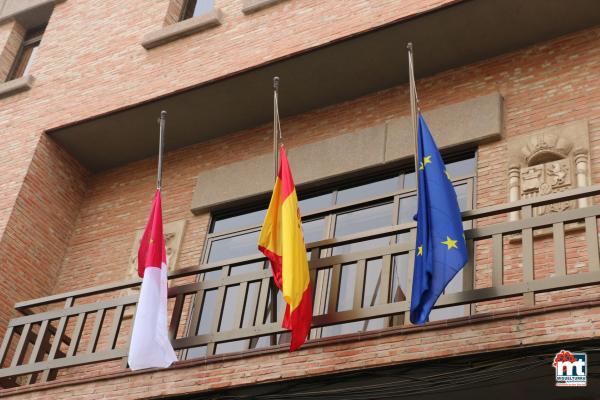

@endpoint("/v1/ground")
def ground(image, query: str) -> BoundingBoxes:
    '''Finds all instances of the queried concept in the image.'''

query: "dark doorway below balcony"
[172,340,600,400]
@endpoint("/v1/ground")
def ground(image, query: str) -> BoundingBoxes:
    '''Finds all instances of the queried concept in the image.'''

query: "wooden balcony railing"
[1,185,600,388]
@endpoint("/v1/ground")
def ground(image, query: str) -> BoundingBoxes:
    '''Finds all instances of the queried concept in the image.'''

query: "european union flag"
[410,114,468,324]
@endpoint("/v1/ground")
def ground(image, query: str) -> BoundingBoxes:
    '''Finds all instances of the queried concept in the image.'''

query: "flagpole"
[157,110,166,190]
[273,76,280,180]
[407,43,420,194]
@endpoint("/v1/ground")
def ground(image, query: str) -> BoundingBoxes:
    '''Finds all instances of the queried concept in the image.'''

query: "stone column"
[574,148,589,208]
[508,164,521,221]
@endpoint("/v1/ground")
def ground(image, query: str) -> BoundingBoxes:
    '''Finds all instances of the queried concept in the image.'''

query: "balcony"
[1,185,600,388]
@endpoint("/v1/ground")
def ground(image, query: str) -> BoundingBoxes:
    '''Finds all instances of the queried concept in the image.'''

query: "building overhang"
[48,0,600,172]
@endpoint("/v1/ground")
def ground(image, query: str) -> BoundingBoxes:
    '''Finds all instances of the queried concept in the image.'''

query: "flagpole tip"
[407,42,413,50]
[273,76,279,91]
[160,110,167,118]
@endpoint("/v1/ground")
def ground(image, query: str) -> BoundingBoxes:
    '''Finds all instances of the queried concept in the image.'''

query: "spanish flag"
[258,145,313,351]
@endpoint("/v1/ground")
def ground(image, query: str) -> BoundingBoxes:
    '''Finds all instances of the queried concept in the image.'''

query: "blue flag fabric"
[410,114,468,324]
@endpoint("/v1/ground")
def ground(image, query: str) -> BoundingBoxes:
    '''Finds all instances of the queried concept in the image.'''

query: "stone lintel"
[191,92,504,214]
[142,9,223,50]
[0,74,34,98]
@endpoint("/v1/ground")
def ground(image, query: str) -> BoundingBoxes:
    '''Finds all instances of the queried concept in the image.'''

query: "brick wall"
[0,0,457,335]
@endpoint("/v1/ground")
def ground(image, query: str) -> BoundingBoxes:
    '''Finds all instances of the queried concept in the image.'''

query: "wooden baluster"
[326,264,342,315]
[206,267,229,355]
[585,216,600,271]
[492,234,504,287]
[107,305,124,350]
[553,222,566,276]
[41,297,74,382]
[10,323,31,368]
[86,309,106,354]
[353,260,366,310]
[168,294,184,342]
[403,228,416,324]
[66,313,87,358]
[0,326,14,368]
[25,320,50,385]
[521,205,535,307]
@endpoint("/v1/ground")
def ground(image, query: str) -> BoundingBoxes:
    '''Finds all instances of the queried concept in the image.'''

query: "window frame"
[179,0,214,21]
[7,26,45,82]
[185,150,477,358]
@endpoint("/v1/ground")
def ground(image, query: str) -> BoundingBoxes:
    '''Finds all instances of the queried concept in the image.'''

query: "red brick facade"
[0,0,599,398]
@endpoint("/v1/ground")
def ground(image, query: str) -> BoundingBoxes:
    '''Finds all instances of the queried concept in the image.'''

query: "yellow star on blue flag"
[411,114,468,325]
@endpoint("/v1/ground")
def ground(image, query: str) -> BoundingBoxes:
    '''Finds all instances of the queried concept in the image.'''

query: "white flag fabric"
[128,189,177,370]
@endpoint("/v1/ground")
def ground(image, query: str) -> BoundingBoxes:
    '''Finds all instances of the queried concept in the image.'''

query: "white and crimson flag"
[128,189,177,370]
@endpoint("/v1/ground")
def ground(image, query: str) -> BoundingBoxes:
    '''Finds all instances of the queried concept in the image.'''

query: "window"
[186,152,476,358]
[8,26,45,81]
[180,0,214,20]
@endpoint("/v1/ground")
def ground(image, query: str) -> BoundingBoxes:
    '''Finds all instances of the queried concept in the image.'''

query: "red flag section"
[137,189,166,278]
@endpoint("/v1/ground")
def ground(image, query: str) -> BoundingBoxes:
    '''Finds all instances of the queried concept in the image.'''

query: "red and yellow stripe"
[258,145,312,351]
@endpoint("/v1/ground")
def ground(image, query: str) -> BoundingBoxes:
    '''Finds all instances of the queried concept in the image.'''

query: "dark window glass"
[207,230,260,262]
[196,289,217,335]
[219,285,240,331]
[212,208,266,233]
[398,195,417,225]
[181,0,214,20]
[336,263,356,312]
[299,193,332,213]
[302,218,326,244]
[446,158,476,178]
[229,262,263,276]
[390,254,409,303]
[334,203,393,237]
[336,176,398,204]
[362,259,382,308]
[8,27,45,81]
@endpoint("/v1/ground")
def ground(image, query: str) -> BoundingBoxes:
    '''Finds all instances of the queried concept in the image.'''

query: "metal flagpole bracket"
[157,110,167,190]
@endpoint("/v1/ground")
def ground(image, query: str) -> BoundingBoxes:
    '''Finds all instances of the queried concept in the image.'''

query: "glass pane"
[362,259,382,308]
[390,254,409,303]
[250,335,271,350]
[398,195,417,224]
[302,218,325,244]
[454,183,469,211]
[336,177,398,204]
[22,45,39,77]
[299,193,332,214]
[335,203,393,237]
[313,268,332,315]
[196,290,217,335]
[229,262,263,276]
[446,157,475,178]
[183,0,214,19]
[403,172,416,189]
[212,209,266,233]
[186,346,206,359]
[215,340,247,355]
[202,268,222,282]
[242,281,261,328]
[219,285,240,331]
[208,230,260,262]
[262,282,286,323]
[337,264,356,312]
[429,268,464,321]
[331,236,392,256]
